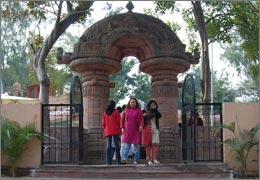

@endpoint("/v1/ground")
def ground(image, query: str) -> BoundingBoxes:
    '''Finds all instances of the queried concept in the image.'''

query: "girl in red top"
[142,100,162,166]
[102,100,121,165]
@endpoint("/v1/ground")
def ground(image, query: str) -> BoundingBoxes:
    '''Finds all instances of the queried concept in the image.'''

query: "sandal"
[148,161,153,166]
[153,160,160,164]
[120,160,127,164]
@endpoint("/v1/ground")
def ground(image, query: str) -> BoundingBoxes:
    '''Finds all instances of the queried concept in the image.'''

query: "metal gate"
[193,103,223,162]
[181,74,196,162]
[181,74,223,162]
[41,75,83,164]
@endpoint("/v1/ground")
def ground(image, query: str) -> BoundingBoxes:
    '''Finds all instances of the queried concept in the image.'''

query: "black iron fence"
[41,104,83,164]
[181,103,223,162]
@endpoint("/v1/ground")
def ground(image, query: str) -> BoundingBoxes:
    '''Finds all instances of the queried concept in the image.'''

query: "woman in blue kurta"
[120,97,144,165]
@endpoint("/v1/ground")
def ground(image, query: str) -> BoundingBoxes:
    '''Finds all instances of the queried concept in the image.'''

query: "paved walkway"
[2,178,100,180]
[1,177,209,180]
[1,178,198,180]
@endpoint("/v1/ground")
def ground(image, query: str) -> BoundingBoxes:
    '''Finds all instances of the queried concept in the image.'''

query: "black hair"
[146,100,158,110]
[106,100,116,115]
[116,106,123,113]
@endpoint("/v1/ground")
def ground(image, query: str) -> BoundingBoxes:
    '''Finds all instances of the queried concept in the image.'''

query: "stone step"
[31,163,231,179]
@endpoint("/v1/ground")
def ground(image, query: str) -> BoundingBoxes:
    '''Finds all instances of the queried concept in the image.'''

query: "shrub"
[214,121,259,178]
[1,117,43,176]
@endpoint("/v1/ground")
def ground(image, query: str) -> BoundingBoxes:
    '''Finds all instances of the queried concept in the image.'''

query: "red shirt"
[102,109,121,137]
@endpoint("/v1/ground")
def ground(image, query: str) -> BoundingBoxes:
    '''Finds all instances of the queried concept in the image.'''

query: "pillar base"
[83,128,105,165]
[159,127,181,163]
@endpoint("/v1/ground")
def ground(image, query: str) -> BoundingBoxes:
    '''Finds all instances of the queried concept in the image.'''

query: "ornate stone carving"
[126,1,134,12]
[70,57,121,74]
[56,47,73,64]
[68,12,199,66]
[140,57,190,75]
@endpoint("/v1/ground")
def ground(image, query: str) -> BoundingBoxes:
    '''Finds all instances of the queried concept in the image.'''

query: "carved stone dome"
[71,12,195,64]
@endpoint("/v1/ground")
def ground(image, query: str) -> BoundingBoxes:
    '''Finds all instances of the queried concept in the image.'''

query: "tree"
[15,1,93,104]
[109,57,151,104]
[102,1,124,16]
[1,1,31,95]
[155,1,211,104]
[46,48,72,96]
[191,1,211,104]
[26,32,73,97]
[204,1,259,80]
[1,1,94,103]
[178,65,238,106]
[155,1,259,103]
[192,1,259,102]
[220,38,259,102]
[109,57,136,103]
[131,71,151,103]
[213,72,237,103]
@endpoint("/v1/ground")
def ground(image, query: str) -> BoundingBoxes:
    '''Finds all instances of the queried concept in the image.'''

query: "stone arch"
[58,3,199,164]
[70,12,196,65]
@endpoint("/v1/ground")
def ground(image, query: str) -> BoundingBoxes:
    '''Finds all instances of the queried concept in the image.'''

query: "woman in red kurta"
[142,100,162,166]
[102,100,121,165]
[120,97,144,165]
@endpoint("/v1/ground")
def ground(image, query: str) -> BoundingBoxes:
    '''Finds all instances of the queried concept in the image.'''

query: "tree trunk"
[192,1,211,104]
[32,1,94,104]
[37,62,50,104]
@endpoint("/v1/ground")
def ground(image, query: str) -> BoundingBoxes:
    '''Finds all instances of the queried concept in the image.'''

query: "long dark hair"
[106,100,116,115]
[144,99,161,129]
[146,100,158,111]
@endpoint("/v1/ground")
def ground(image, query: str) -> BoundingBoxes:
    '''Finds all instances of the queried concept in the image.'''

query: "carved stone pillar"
[81,70,109,129]
[140,57,189,128]
[150,70,180,163]
[70,57,121,128]
[140,57,189,163]
[151,70,179,128]
[70,57,121,164]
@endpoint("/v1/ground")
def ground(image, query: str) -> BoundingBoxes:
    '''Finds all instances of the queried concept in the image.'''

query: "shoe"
[153,160,160,164]
[121,160,127,164]
[133,161,138,165]
[148,161,153,166]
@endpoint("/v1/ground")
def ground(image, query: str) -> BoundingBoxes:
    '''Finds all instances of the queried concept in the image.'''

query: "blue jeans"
[106,135,121,165]
[123,143,140,162]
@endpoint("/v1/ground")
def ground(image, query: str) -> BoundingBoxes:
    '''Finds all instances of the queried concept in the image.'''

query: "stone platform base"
[32,163,231,179]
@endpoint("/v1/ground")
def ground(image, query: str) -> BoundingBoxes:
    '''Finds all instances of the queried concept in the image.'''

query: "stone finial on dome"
[126,1,134,12]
